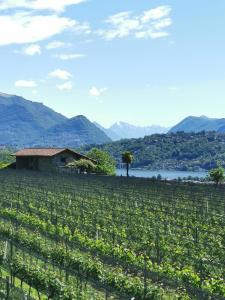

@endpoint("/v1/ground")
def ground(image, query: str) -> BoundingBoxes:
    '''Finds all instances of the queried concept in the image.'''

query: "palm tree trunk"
[126,163,129,177]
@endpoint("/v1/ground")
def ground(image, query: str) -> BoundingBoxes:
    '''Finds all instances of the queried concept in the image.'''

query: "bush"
[87,148,116,175]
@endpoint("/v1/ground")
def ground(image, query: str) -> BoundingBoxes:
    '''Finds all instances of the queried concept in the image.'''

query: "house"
[14,148,94,171]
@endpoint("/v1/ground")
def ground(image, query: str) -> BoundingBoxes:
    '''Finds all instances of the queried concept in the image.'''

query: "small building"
[14,148,93,172]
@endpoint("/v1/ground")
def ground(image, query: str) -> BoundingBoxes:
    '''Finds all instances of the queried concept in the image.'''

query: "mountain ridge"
[109,121,169,139]
[35,115,111,147]
[0,93,110,147]
[170,116,225,133]
[95,121,169,140]
[1,92,225,147]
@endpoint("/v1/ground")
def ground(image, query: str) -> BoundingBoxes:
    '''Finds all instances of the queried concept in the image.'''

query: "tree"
[67,159,96,174]
[209,167,225,186]
[87,148,116,175]
[122,151,133,177]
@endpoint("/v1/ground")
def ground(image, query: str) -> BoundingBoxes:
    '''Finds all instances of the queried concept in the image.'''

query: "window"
[61,157,66,163]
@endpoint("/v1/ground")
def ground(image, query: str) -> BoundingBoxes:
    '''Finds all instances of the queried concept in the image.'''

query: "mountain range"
[0,92,110,147]
[0,92,170,147]
[1,92,225,148]
[35,115,111,147]
[106,122,169,140]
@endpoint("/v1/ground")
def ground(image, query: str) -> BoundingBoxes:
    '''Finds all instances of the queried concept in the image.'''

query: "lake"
[116,169,208,180]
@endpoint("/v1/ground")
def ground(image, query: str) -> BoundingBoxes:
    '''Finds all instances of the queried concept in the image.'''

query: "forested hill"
[83,131,225,171]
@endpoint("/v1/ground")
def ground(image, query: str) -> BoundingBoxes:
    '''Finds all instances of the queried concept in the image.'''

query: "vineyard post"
[10,241,13,287]
[143,254,147,299]
[195,227,198,244]
[5,276,10,300]
[105,288,109,300]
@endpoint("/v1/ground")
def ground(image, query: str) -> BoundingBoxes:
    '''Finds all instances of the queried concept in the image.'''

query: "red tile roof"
[14,148,96,162]
[15,148,77,157]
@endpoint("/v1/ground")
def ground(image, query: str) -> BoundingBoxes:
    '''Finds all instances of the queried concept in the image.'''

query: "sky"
[0,0,225,128]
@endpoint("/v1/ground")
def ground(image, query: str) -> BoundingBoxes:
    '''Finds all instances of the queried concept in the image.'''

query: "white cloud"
[0,0,86,13]
[57,81,73,90]
[72,21,91,35]
[136,31,169,39]
[46,40,69,50]
[89,86,108,97]
[55,53,85,60]
[49,69,72,80]
[152,18,172,30]
[23,44,41,56]
[141,6,171,23]
[0,13,76,46]
[98,6,172,40]
[15,80,37,88]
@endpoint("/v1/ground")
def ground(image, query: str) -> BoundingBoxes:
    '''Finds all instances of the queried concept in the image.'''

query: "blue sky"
[0,0,225,128]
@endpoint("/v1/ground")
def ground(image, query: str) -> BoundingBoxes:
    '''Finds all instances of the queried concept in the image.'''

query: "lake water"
[116,169,208,180]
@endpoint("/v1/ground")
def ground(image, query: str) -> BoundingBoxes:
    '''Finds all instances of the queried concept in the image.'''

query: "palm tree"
[122,151,133,177]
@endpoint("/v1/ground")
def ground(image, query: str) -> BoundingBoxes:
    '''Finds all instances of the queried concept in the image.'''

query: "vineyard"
[0,170,225,299]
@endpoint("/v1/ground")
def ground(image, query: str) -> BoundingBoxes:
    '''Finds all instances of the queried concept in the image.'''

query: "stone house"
[14,148,94,171]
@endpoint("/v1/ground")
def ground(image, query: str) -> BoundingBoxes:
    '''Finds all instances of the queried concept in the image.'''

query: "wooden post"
[144,255,147,299]
[6,276,10,300]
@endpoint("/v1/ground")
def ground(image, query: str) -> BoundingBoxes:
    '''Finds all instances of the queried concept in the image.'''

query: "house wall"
[16,157,29,169]
[38,157,55,172]
[52,151,76,168]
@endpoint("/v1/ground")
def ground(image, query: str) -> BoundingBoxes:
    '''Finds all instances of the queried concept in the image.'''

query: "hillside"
[0,92,66,146]
[170,116,225,133]
[35,115,111,147]
[0,92,111,147]
[83,131,225,171]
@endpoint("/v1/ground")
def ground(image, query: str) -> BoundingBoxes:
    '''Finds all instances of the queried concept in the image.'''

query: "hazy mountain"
[170,116,225,133]
[0,92,110,147]
[109,121,169,139]
[94,122,120,141]
[35,115,111,147]
[0,92,66,146]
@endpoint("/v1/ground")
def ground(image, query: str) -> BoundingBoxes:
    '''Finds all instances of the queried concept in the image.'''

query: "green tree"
[122,151,133,177]
[0,148,14,165]
[87,148,116,175]
[209,167,225,186]
[67,159,96,174]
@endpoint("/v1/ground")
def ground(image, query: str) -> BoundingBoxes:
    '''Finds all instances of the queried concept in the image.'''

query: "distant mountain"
[109,121,169,139]
[170,116,225,133]
[35,115,111,147]
[0,92,110,147]
[94,122,120,141]
[0,92,66,146]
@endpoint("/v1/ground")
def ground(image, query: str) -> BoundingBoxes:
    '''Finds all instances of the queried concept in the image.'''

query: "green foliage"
[83,131,225,171]
[209,167,225,185]
[0,162,10,169]
[122,151,133,177]
[0,148,14,169]
[67,159,96,174]
[122,151,133,164]
[0,148,14,165]
[87,148,116,175]
[1,170,225,299]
